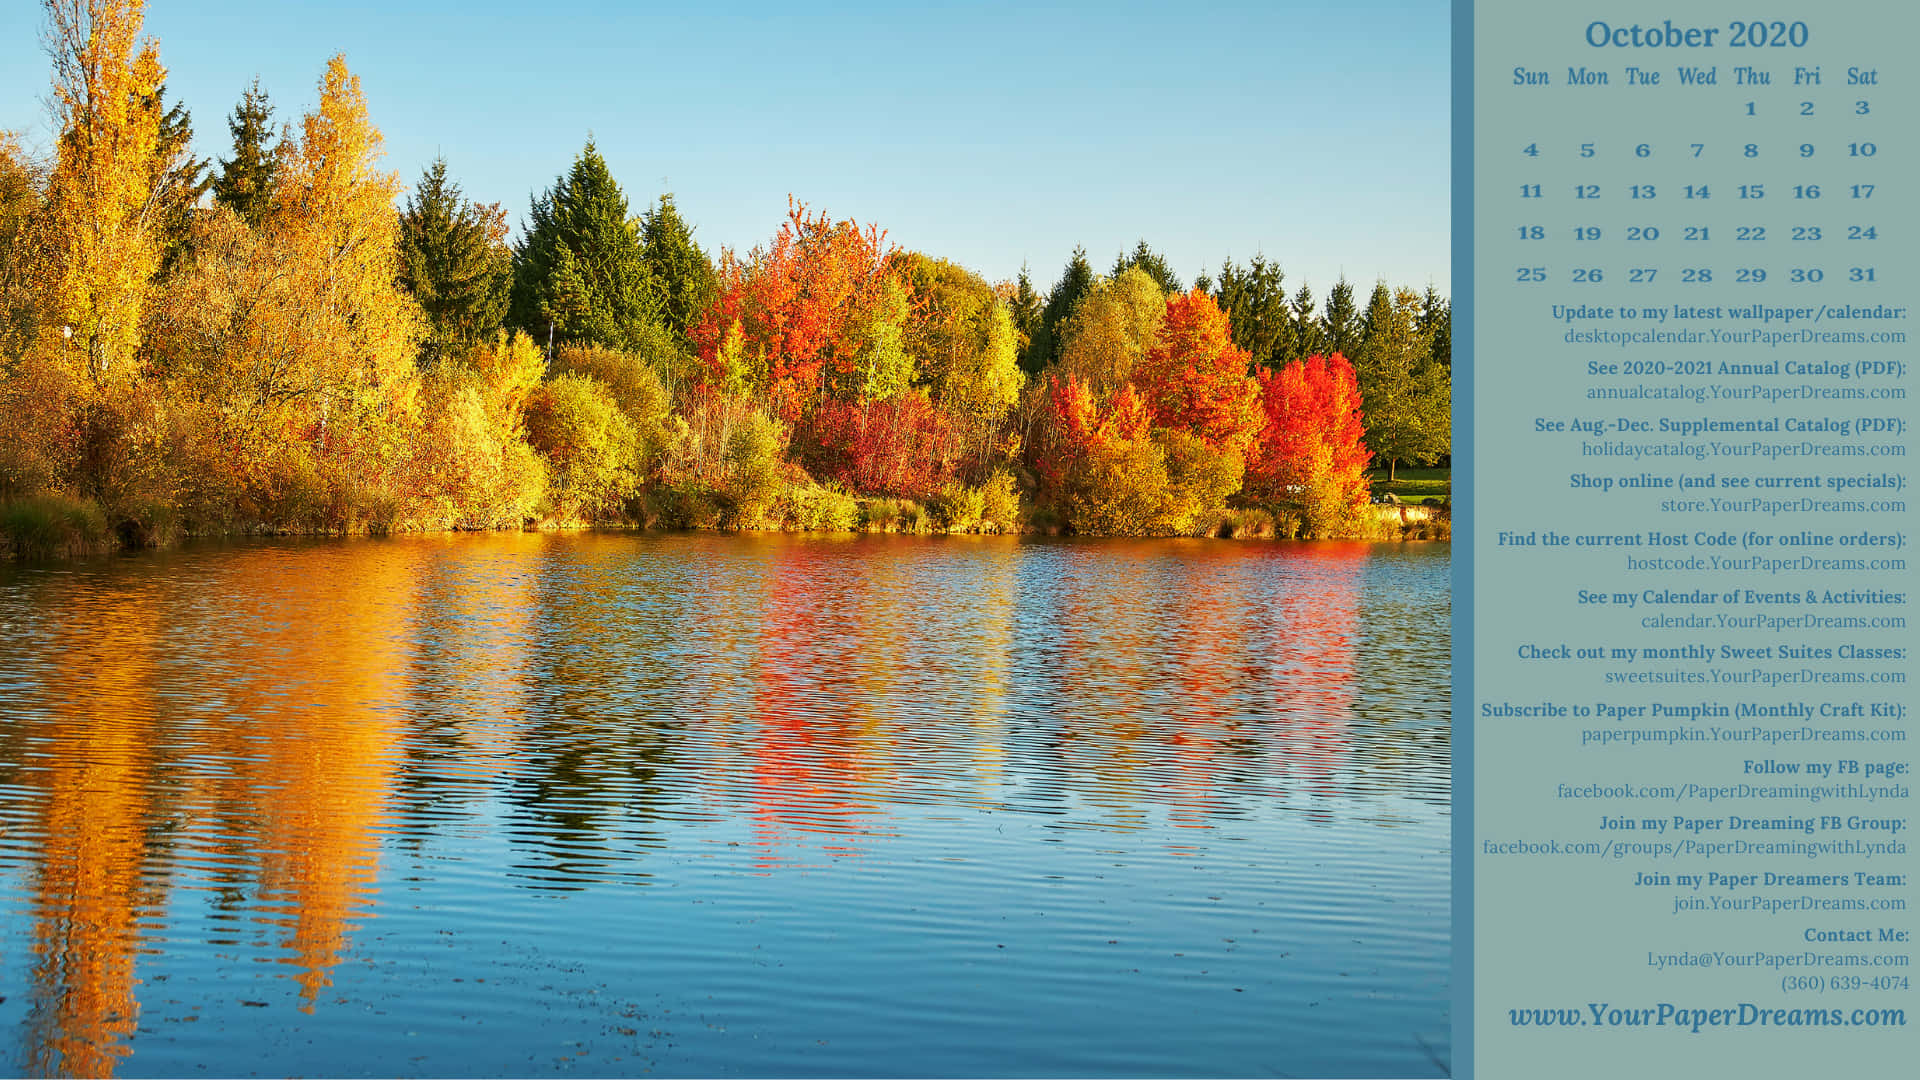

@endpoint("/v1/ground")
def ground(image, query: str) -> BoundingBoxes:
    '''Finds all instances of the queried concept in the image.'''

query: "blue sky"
[0,0,1451,298]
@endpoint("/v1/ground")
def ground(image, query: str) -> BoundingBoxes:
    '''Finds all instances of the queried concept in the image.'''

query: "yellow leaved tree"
[39,0,168,389]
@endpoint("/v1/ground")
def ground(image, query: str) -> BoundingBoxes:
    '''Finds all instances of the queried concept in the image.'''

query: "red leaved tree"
[1133,288,1261,456]
[1245,352,1372,528]
[689,198,899,423]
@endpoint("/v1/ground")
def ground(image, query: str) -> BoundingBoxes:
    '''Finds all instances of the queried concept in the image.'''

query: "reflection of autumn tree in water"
[1257,542,1366,806]
[1020,542,1364,827]
[744,541,888,865]
[23,586,166,1079]
[1029,544,1166,824]
[200,547,411,1011]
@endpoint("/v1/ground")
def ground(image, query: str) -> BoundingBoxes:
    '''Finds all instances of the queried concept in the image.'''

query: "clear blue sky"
[0,0,1451,298]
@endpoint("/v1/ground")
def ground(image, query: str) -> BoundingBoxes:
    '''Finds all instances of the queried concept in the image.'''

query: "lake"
[0,532,1451,1077]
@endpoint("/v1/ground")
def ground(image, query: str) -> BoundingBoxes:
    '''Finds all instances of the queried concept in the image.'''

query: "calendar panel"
[1472,3,1917,1078]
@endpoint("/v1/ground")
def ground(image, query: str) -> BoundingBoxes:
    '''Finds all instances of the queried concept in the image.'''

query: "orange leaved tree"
[1245,352,1372,535]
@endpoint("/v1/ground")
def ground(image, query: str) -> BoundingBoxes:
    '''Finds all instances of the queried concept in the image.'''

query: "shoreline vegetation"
[0,1,1451,562]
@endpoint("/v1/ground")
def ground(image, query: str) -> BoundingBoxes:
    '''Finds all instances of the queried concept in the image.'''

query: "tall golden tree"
[40,0,169,388]
[264,54,419,401]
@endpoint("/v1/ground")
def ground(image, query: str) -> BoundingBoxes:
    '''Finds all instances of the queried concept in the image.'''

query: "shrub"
[114,496,180,548]
[978,469,1021,534]
[928,481,984,533]
[783,480,859,531]
[859,497,928,533]
[861,497,901,532]
[1159,428,1244,523]
[550,340,674,475]
[644,482,726,529]
[415,363,545,529]
[524,372,640,522]
[1220,507,1275,539]
[723,411,786,528]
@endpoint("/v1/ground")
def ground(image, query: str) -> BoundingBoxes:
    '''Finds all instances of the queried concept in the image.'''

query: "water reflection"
[0,534,1450,1077]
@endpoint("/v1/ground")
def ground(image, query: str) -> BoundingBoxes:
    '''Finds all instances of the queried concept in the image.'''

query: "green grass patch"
[1370,466,1451,504]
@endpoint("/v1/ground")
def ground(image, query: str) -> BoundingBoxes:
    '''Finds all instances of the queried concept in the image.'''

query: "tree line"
[0,0,1450,551]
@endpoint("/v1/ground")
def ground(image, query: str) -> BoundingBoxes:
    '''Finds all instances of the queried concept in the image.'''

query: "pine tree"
[1026,245,1092,374]
[1210,254,1289,367]
[510,140,661,352]
[1419,284,1451,370]
[1322,277,1361,359]
[1008,264,1042,368]
[638,193,715,343]
[1110,239,1182,294]
[150,86,211,274]
[398,156,511,358]
[212,77,278,228]
[1290,283,1325,358]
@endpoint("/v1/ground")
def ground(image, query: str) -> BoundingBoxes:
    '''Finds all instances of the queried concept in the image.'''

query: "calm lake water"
[0,533,1450,1078]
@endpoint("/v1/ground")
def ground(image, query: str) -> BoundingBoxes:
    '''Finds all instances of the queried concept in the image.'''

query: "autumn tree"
[146,54,422,519]
[511,140,661,353]
[0,132,45,356]
[1134,288,1261,456]
[1245,353,1371,535]
[1354,284,1448,479]
[263,56,420,399]
[1054,267,1165,395]
[689,199,897,422]
[398,156,511,358]
[1029,374,1206,536]
[39,0,170,387]
[212,77,278,228]
[893,252,1022,474]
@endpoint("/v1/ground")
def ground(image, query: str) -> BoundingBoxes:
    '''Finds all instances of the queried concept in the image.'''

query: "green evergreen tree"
[1009,264,1042,368]
[150,86,211,273]
[1419,284,1451,370]
[511,140,662,352]
[1210,254,1289,367]
[1322,277,1361,358]
[1291,283,1325,358]
[1110,239,1182,294]
[1359,281,1393,340]
[639,193,716,343]
[398,156,512,358]
[212,78,278,228]
[1026,245,1093,374]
